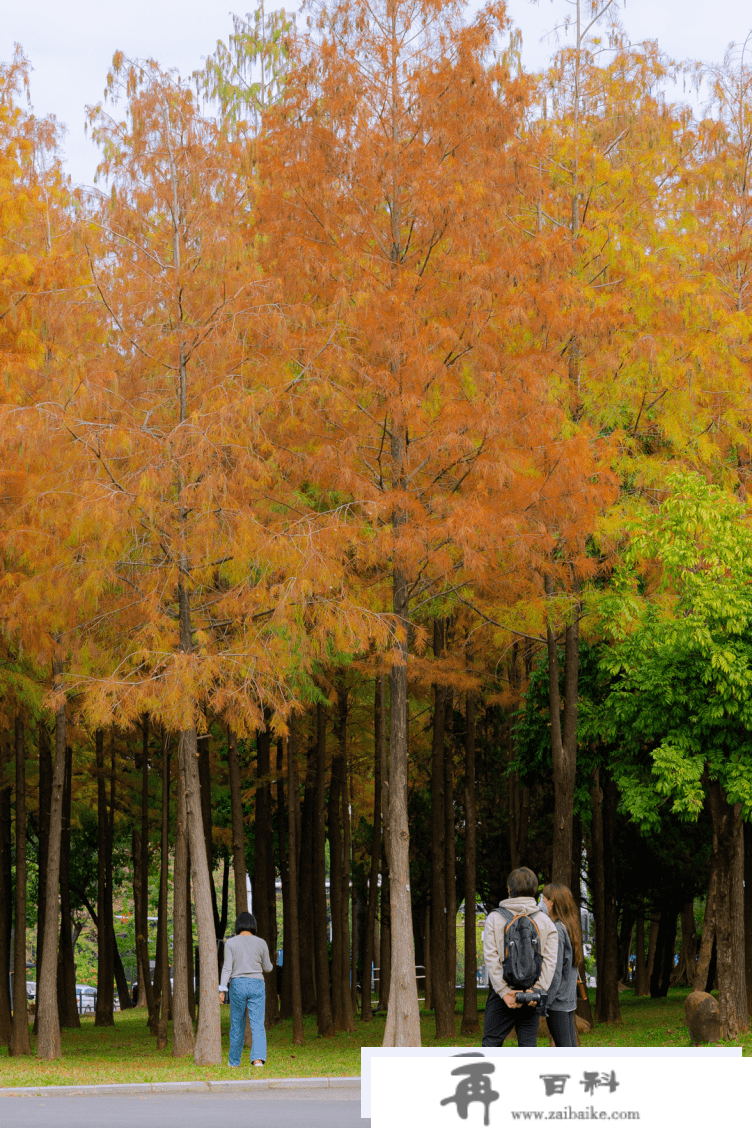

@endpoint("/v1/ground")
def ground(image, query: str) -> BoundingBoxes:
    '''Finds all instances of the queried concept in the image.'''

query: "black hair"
[506,866,539,899]
[235,912,257,935]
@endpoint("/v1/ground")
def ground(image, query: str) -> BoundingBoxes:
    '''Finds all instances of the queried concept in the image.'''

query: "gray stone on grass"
[685,990,720,1045]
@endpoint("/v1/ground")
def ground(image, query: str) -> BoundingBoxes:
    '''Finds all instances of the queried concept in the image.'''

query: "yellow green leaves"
[596,472,752,821]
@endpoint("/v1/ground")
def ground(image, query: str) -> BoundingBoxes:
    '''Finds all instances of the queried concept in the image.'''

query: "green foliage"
[594,471,752,822]
[197,4,293,130]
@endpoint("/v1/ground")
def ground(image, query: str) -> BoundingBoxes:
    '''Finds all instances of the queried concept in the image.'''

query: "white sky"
[2,0,751,186]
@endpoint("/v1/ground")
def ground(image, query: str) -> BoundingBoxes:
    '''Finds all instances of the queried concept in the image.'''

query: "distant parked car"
[76,984,97,1014]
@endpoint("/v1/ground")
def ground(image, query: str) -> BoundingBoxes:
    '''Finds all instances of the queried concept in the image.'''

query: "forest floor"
[0,987,749,1086]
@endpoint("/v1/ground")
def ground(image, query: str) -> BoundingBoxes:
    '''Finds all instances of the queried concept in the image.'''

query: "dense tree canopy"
[2,0,752,1061]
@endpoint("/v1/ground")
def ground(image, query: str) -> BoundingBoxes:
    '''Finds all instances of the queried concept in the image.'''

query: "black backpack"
[492,906,543,990]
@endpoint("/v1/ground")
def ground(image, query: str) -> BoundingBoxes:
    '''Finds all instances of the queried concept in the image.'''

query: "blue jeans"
[228,977,267,1065]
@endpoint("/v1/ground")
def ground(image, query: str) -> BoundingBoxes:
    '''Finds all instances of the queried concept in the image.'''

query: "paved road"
[0,1088,367,1128]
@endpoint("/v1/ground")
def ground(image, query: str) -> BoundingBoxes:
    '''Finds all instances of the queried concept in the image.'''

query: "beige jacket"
[483,896,559,997]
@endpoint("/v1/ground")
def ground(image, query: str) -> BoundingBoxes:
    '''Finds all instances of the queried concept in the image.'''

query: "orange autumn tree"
[0,47,101,1060]
[259,0,551,1045]
[22,55,386,1063]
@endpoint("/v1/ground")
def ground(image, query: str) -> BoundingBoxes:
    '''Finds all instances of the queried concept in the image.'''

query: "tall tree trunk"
[198,733,222,947]
[461,693,479,1035]
[313,703,335,1036]
[423,901,432,1011]
[378,867,391,1011]
[597,770,621,1022]
[153,883,164,1014]
[508,772,531,872]
[634,907,649,996]
[618,913,634,983]
[255,722,278,1029]
[218,854,229,980]
[156,734,171,1049]
[94,730,114,1027]
[277,738,292,1021]
[106,742,126,1011]
[430,621,452,1037]
[546,578,579,886]
[412,905,425,998]
[179,725,222,1063]
[647,913,660,984]
[591,768,621,1024]
[362,677,383,1022]
[347,771,358,1016]
[342,733,356,1024]
[0,740,13,1046]
[333,686,355,1031]
[328,708,346,1031]
[141,720,154,1020]
[730,805,746,1017]
[135,717,157,1027]
[132,827,148,1011]
[37,673,67,1060]
[268,749,279,1026]
[568,814,593,1029]
[227,729,248,915]
[298,733,317,1015]
[287,716,305,1045]
[444,688,456,1022]
[33,721,52,1036]
[508,770,521,871]
[650,900,678,999]
[378,685,391,1014]
[112,931,131,1011]
[707,778,748,1039]
[172,757,195,1057]
[184,851,195,1021]
[590,771,604,1021]
[745,822,752,1015]
[10,716,31,1055]
[382,553,421,1047]
[671,901,698,987]
[571,815,582,908]
[57,742,80,1029]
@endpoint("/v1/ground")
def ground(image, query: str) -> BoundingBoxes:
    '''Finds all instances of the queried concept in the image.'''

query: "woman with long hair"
[219,911,273,1068]
[541,883,584,1048]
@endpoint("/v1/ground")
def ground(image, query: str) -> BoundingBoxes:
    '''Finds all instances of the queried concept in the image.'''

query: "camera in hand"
[514,989,548,1017]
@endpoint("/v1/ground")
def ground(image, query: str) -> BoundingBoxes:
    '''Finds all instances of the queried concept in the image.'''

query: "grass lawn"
[0,987,748,1087]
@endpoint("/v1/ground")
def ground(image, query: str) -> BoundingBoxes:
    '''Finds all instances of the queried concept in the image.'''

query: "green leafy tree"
[596,470,752,1039]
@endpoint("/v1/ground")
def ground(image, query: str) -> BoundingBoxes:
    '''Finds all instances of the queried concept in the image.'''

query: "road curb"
[0,1077,361,1099]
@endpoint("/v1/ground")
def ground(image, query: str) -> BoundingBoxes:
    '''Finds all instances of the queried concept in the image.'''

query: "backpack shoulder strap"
[525,909,544,942]
[489,907,514,960]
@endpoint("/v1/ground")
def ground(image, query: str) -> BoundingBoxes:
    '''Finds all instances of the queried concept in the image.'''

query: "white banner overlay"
[363,1048,746,1125]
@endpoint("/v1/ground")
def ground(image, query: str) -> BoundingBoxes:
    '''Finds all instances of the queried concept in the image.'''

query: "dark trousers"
[547,1008,577,1047]
[482,985,540,1047]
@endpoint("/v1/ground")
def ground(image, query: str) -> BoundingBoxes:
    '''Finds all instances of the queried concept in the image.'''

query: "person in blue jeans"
[219,912,273,1067]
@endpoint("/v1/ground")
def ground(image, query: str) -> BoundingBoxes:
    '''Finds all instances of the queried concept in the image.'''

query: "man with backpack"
[482,866,559,1047]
